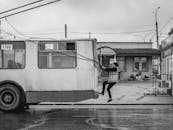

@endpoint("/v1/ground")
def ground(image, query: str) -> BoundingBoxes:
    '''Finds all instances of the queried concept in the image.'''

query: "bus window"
[0,42,25,69]
[38,41,76,68]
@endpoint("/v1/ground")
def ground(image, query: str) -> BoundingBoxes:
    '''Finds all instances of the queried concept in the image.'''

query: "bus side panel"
[24,41,38,91]
[37,69,77,91]
[76,40,96,91]
[26,90,97,103]
[0,70,27,90]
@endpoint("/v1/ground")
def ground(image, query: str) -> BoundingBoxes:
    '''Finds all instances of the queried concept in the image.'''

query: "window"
[134,57,148,72]
[38,41,76,68]
[0,42,25,69]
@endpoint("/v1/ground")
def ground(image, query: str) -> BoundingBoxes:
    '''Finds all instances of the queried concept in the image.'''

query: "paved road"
[1,105,173,130]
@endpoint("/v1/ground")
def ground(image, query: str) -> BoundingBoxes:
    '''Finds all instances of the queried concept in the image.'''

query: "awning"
[114,48,161,56]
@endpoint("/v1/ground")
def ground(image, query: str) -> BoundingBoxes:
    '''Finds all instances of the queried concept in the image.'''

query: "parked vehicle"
[0,39,99,112]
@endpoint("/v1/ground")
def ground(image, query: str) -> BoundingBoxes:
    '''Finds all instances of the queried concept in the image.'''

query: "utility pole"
[155,7,160,49]
[65,24,67,38]
[154,7,162,81]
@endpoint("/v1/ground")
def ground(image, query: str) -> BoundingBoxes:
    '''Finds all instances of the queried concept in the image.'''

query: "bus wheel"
[0,84,23,112]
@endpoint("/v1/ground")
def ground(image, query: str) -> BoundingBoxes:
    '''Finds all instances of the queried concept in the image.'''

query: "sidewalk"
[78,81,173,105]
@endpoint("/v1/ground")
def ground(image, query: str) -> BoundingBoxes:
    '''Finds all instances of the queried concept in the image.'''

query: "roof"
[114,48,161,56]
[98,42,152,44]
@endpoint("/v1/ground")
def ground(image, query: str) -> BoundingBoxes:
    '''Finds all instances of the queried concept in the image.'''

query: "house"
[97,42,161,81]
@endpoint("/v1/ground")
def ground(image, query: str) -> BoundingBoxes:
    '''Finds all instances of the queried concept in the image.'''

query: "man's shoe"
[107,99,112,102]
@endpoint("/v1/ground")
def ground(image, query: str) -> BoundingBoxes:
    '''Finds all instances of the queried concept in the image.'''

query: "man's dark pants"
[101,81,116,99]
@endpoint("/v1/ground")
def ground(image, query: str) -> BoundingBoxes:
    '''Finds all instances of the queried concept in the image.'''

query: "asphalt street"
[1,105,173,130]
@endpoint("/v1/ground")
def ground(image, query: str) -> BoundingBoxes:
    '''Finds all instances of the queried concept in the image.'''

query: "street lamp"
[155,7,160,49]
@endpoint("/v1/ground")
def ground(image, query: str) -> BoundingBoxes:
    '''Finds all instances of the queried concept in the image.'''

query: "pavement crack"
[117,95,126,100]
[136,95,145,101]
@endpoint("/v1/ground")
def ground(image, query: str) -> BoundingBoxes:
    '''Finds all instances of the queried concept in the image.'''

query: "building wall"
[161,34,173,95]
[97,42,155,81]
[119,57,152,80]
[161,42,173,81]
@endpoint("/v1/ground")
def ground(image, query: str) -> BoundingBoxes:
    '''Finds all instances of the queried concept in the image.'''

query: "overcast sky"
[0,0,173,46]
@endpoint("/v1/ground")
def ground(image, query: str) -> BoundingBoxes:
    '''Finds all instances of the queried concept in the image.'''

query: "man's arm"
[105,67,117,72]
[101,65,117,72]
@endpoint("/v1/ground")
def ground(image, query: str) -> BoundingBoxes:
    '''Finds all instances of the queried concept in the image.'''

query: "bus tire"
[0,83,24,112]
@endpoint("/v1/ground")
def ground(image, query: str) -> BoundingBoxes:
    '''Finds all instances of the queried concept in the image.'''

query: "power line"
[1,29,29,40]
[68,31,89,34]
[51,29,154,35]
[159,15,173,33]
[1,29,15,37]
[1,29,98,63]
[23,31,64,35]
[5,18,29,38]
[8,29,155,38]
[0,0,45,15]
[92,29,154,35]
[4,18,58,40]
[115,24,154,29]
[0,0,60,20]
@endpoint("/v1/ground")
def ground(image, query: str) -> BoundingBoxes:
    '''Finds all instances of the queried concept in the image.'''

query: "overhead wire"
[23,31,64,35]
[5,17,29,38]
[92,29,154,35]
[1,27,97,63]
[0,0,60,20]
[159,15,173,33]
[20,29,155,37]
[0,0,46,16]
[3,19,99,63]
[50,51,99,64]
[151,13,173,42]
[1,29,16,37]
[1,29,33,40]
[4,18,59,40]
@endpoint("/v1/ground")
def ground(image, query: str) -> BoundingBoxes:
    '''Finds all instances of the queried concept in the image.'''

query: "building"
[160,33,173,95]
[97,42,161,81]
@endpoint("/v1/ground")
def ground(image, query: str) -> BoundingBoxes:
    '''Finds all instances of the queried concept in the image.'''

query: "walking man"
[100,62,119,102]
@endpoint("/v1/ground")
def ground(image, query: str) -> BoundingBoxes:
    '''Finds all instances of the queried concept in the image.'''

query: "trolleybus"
[0,39,99,112]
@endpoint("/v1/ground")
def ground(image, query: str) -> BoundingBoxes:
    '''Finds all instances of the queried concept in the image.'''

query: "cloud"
[1,0,173,42]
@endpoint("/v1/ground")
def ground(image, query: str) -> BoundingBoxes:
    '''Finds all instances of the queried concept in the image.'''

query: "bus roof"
[0,38,97,42]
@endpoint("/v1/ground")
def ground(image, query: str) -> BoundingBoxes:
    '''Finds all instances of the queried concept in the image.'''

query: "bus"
[0,39,99,112]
